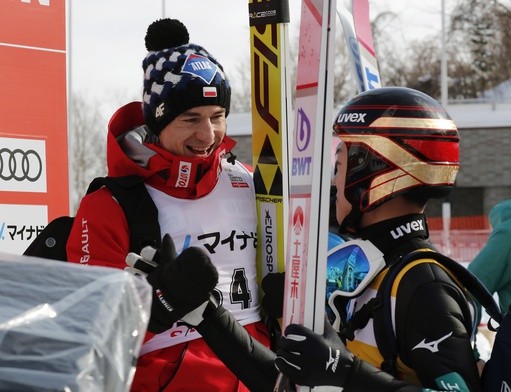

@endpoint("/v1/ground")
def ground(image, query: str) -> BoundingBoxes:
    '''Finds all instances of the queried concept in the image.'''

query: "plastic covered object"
[0,252,152,392]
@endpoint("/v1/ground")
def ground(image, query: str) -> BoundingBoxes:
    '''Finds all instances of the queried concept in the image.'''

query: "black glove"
[275,319,355,388]
[261,272,285,351]
[129,234,219,333]
[261,272,285,319]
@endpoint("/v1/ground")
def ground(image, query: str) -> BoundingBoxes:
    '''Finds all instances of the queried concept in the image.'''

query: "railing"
[428,215,491,263]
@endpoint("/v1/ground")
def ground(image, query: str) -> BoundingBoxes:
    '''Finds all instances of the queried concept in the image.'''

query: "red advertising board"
[0,0,68,254]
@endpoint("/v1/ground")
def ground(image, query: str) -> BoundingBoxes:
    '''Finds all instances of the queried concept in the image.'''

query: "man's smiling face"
[158,105,227,158]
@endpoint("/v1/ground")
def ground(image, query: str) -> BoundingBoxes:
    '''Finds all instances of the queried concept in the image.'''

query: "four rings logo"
[0,148,42,182]
[0,138,46,193]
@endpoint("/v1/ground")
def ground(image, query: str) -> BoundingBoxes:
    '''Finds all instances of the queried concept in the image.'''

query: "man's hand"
[126,234,219,333]
[275,320,355,388]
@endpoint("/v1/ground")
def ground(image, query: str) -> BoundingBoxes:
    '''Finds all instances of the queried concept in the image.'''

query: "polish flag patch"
[203,87,217,97]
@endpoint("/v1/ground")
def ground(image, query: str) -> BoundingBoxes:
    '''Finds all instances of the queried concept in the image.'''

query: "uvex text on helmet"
[333,87,459,212]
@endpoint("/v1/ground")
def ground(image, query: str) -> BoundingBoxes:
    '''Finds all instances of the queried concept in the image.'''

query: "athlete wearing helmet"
[143,88,482,391]
[275,87,484,391]
[333,86,459,231]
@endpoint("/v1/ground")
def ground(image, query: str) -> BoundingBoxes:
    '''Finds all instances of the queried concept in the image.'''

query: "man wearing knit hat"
[66,19,270,391]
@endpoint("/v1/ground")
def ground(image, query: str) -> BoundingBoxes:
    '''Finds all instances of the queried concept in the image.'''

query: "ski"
[248,1,292,297]
[282,0,335,353]
[275,1,336,389]
[337,5,365,94]
[351,0,381,90]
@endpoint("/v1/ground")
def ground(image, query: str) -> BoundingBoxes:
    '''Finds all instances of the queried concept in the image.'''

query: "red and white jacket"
[67,102,269,392]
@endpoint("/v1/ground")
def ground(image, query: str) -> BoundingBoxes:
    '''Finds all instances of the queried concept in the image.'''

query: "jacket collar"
[359,214,434,265]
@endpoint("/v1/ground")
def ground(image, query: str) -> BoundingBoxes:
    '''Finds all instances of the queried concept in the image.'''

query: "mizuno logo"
[501,381,511,392]
[336,112,367,124]
[326,347,340,373]
[413,331,452,353]
[390,219,424,239]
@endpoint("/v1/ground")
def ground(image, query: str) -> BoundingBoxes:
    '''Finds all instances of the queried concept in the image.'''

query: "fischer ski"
[248,1,292,300]
[275,0,336,390]
[351,0,381,90]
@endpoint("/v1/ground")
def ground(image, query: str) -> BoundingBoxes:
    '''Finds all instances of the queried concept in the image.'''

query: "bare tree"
[491,0,511,86]
[369,10,402,87]
[332,27,356,106]
[229,22,353,114]
[68,93,107,213]
[449,0,511,98]
[229,60,252,113]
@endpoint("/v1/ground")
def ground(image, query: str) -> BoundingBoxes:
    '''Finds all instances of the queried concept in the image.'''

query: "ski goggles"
[326,239,385,299]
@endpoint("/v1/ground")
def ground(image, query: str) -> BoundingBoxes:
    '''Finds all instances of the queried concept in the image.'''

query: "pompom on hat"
[142,19,231,135]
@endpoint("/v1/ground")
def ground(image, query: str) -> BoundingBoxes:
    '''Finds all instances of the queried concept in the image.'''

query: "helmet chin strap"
[339,208,363,237]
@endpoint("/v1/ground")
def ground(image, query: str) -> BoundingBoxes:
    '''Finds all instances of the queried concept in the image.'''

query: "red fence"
[428,216,491,263]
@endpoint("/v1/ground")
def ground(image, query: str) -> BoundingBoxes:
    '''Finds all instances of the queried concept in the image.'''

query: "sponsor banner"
[0,0,68,254]
[0,137,47,193]
[0,0,65,50]
[0,204,47,255]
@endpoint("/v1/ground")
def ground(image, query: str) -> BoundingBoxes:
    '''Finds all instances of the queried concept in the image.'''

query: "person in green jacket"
[468,199,511,315]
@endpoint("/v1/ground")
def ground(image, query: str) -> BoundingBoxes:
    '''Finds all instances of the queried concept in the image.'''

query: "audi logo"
[0,148,43,182]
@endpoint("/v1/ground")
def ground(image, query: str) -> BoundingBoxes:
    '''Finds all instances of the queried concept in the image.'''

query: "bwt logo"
[292,108,312,176]
[20,0,50,5]
[292,155,312,176]
[176,162,192,188]
[295,108,311,152]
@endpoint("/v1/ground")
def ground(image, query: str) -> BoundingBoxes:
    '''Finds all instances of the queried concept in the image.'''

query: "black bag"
[339,250,504,378]
[481,304,511,392]
[23,175,161,261]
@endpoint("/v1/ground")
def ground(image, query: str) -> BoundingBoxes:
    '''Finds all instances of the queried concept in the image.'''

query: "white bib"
[141,161,261,355]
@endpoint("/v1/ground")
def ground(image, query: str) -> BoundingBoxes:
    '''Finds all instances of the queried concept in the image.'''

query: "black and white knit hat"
[142,19,231,135]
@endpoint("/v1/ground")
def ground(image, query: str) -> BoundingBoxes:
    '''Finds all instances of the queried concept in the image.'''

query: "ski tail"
[351,0,381,90]
[337,5,365,94]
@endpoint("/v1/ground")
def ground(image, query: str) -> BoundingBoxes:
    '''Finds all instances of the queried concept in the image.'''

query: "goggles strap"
[339,296,381,341]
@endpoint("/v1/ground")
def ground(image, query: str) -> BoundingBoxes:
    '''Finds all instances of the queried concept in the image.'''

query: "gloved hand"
[261,272,285,319]
[126,234,219,333]
[275,319,356,388]
[125,243,161,277]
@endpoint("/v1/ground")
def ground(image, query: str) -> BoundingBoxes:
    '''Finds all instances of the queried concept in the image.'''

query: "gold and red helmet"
[333,87,459,213]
